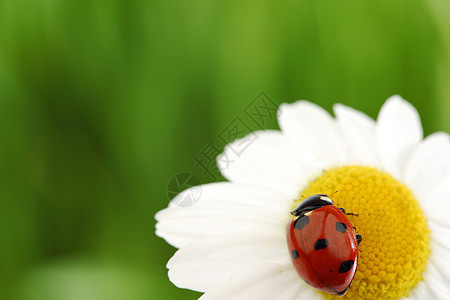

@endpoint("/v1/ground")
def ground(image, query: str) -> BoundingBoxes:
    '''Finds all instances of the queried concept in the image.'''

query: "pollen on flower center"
[298,166,430,300]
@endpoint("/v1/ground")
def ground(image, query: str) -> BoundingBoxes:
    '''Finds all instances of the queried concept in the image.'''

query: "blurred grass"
[0,0,448,299]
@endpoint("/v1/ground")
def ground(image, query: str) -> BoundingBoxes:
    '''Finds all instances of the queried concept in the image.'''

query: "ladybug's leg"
[346,212,359,216]
[339,207,359,216]
[356,234,362,245]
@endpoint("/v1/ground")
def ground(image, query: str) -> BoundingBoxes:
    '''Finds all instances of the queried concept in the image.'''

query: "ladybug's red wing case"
[286,217,317,286]
[286,205,359,295]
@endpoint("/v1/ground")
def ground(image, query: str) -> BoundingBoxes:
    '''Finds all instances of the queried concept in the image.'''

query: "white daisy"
[156,96,450,299]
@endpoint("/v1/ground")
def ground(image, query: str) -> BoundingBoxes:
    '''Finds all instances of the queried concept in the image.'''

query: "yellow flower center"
[298,166,430,300]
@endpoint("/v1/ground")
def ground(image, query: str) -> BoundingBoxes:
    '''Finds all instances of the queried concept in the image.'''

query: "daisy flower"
[156,96,450,299]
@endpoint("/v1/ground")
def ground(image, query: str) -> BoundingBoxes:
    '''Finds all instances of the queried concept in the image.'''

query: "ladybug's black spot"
[294,216,309,230]
[339,260,354,273]
[336,222,347,233]
[314,239,329,250]
[291,249,299,260]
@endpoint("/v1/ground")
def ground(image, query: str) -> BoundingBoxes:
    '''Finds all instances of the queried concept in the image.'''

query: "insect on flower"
[286,194,362,296]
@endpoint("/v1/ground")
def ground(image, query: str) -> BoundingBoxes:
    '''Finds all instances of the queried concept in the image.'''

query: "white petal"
[408,278,436,300]
[429,242,450,284]
[218,130,310,198]
[333,103,379,167]
[167,230,287,291]
[420,173,450,227]
[278,101,349,172]
[420,225,450,297]
[376,95,423,180]
[199,262,321,300]
[428,221,450,251]
[155,182,292,248]
[405,132,450,200]
[418,262,450,299]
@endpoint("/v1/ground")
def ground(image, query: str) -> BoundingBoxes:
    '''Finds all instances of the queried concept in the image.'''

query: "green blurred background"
[0,0,449,299]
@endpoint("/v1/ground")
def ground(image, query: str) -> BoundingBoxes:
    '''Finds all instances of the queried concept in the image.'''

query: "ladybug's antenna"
[328,190,339,198]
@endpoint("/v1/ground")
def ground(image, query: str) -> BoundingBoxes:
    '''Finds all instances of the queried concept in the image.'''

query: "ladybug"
[286,194,362,296]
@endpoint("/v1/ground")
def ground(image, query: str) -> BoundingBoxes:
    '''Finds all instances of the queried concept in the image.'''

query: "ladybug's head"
[291,194,334,217]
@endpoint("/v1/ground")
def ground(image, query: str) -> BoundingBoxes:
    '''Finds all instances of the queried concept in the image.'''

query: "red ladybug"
[286,194,362,296]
